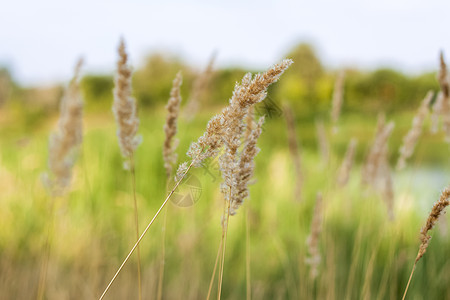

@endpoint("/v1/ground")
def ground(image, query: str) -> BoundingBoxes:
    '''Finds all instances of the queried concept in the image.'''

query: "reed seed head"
[163,71,183,178]
[113,38,141,167]
[43,58,84,195]
[416,187,450,263]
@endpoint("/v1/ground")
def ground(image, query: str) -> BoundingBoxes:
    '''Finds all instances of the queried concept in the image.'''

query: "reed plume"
[163,71,182,178]
[402,187,450,300]
[315,119,330,165]
[306,192,323,280]
[331,70,345,132]
[43,58,84,196]
[431,92,444,133]
[437,51,450,142]
[229,116,264,215]
[100,59,292,299]
[176,59,293,178]
[361,116,395,186]
[112,38,142,300]
[337,138,357,187]
[113,38,142,168]
[396,91,433,170]
[283,103,303,201]
[184,52,216,120]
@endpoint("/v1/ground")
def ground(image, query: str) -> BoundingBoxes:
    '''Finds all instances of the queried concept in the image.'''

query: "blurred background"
[1,0,450,299]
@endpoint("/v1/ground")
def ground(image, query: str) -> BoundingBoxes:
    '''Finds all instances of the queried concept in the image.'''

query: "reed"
[437,52,450,142]
[184,52,216,120]
[158,71,183,300]
[38,58,84,300]
[402,187,450,300]
[42,58,84,196]
[99,59,292,299]
[306,192,323,280]
[336,138,357,187]
[396,91,433,170]
[361,117,394,186]
[112,38,142,300]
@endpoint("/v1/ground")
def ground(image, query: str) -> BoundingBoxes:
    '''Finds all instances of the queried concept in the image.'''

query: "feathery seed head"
[113,39,141,166]
[163,71,183,178]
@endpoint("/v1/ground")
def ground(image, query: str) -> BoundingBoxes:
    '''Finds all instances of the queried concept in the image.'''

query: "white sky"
[1,0,449,86]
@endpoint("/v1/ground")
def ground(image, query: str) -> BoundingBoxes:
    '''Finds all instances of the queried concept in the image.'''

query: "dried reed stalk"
[306,192,323,280]
[437,52,450,141]
[431,92,444,133]
[112,38,142,300]
[38,58,84,300]
[315,120,330,165]
[337,138,357,187]
[100,59,292,299]
[113,38,142,168]
[43,58,84,196]
[163,71,182,178]
[184,52,216,120]
[361,117,395,186]
[402,187,450,300]
[331,70,345,132]
[396,91,433,170]
[283,103,303,200]
[158,71,183,300]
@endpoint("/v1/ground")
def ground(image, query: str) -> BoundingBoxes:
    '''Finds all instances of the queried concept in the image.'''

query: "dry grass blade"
[402,187,450,300]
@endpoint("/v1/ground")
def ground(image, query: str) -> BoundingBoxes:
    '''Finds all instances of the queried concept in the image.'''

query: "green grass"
[0,106,449,299]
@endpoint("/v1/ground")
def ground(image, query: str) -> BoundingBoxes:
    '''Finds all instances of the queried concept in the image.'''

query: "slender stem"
[36,197,57,300]
[206,239,223,300]
[156,183,169,300]
[218,189,231,300]
[246,205,251,300]
[130,154,142,300]
[99,160,196,300]
[402,262,417,300]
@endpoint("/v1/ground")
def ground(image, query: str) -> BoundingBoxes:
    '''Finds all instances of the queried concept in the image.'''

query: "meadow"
[0,43,449,300]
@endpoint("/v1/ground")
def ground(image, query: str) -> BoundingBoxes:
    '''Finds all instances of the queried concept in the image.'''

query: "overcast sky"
[1,0,449,86]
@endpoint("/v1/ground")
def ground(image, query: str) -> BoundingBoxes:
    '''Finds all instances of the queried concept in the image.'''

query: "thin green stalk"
[402,262,417,300]
[99,159,196,300]
[130,154,142,300]
[206,239,223,300]
[246,205,251,300]
[36,197,57,300]
[156,183,169,300]
[218,189,231,300]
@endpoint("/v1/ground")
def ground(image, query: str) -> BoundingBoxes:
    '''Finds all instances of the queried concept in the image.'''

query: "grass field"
[0,99,449,299]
